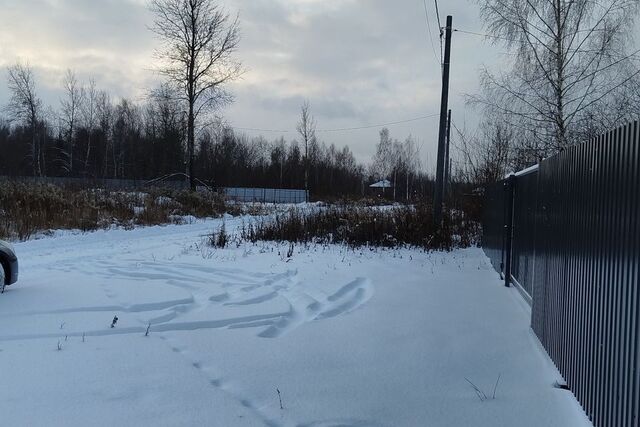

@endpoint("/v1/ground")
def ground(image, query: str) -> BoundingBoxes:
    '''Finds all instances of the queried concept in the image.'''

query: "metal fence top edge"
[499,119,640,183]
[504,163,539,179]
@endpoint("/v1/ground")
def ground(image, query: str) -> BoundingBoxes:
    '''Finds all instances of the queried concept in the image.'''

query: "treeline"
[0,66,431,199]
[196,130,366,195]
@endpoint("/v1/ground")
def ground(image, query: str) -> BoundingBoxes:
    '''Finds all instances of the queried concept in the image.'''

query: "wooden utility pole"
[433,15,453,226]
[443,109,452,201]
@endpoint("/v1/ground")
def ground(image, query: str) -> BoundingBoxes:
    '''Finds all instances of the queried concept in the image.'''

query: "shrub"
[242,203,480,251]
[209,222,228,248]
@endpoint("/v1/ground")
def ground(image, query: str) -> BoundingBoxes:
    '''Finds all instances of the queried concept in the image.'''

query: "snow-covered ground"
[0,217,590,427]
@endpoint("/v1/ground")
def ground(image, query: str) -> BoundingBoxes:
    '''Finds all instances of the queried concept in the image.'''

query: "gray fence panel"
[223,187,308,204]
[482,120,640,427]
[511,169,538,297]
[481,180,507,276]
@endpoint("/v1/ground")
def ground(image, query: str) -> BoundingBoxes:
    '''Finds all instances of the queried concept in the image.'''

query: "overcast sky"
[0,0,505,173]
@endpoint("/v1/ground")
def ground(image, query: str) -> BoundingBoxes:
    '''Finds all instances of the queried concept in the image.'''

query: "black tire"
[0,262,5,293]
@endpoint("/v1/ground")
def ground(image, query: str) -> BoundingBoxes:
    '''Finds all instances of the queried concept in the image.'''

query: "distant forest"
[0,81,430,199]
[1,0,433,200]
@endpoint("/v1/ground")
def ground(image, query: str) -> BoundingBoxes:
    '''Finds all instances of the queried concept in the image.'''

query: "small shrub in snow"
[276,388,284,410]
[286,242,294,259]
[464,374,501,402]
[209,223,228,248]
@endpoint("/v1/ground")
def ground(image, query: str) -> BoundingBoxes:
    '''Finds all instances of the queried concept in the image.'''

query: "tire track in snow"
[259,278,373,338]
[0,277,374,342]
[0,298,195,318]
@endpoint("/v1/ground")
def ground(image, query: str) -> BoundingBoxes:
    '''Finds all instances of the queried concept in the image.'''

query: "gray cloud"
[0,0,505,171]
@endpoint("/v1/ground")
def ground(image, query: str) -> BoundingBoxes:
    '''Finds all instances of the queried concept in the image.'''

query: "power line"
[434,0,444,66]
[316,114,440,133]
[453,28,512,42]
[433,0,443,32]
[454,27,640,60]
[230,126,292,133]
[230,114,440,135]
[421,0,441,66]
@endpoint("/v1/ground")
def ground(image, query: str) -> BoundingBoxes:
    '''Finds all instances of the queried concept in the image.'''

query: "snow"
[0,217,590,426]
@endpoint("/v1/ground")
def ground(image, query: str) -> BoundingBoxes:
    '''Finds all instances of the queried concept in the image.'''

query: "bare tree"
[371,128,394,196]
[296,100,316,195]
[81,79,98,175]
[96,91,114,177]
[475,0,640,154]
[391,138,404,201]
[373,128,393,177]
[6,63,43,176]
[271,137,287,187]
[150,0,242,190]
[402,136,421,200]
[452,116,513,185]
[59,69,84,174]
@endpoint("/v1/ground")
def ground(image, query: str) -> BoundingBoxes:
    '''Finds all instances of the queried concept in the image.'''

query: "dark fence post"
[504,174,516,287]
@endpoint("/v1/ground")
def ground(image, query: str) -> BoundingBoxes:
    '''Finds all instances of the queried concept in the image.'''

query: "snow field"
[0,217,591,426]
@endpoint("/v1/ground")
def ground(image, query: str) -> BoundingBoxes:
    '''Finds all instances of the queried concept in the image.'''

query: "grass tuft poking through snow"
[209,222,229,248]
[465,374,502,402]
[276,388,284,410]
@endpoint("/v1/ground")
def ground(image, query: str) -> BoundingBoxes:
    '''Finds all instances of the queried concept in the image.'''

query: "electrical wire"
[230,126,292,133]
[433,0,442,32]
[229,113,440,135]
[453,28,512,42]
[421,0,441,67]
[316,114,440,133]
[454,27,640,61]
[434,0,444,67]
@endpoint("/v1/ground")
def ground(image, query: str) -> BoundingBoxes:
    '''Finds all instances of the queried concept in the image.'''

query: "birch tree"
[402,136,421,200]
[6,63,43,176]
[296,100,316,195]
[59,69,83,174]
[81,79,98,175]
[475,0,640,154]
[150,0,242,190]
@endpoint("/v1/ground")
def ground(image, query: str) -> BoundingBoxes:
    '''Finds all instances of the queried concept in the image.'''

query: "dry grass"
[0,181,232,241]
[241,203,480,251]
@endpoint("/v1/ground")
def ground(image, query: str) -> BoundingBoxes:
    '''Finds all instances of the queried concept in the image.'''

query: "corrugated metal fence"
[482,120,640,427]
[223,187,308,204]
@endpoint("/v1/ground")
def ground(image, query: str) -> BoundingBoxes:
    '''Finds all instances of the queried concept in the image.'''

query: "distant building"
[369,179,392,197]
[369,179,392,189]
